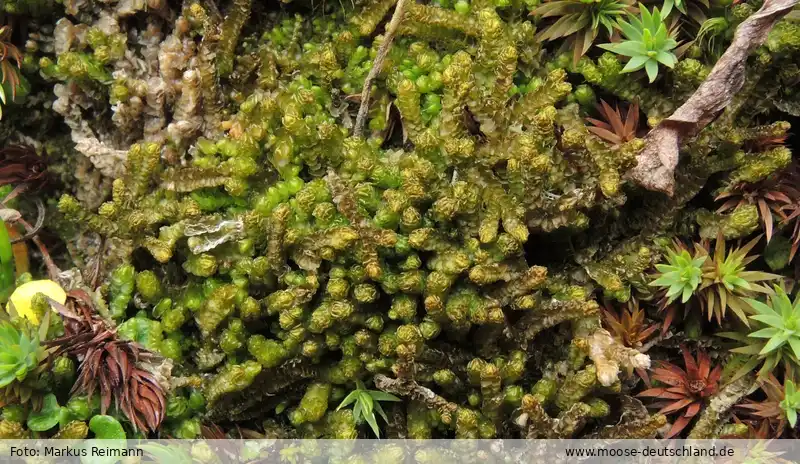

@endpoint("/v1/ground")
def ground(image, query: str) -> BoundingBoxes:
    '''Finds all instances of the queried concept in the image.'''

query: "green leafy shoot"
[650,247,706,304]
[531,0,635,64]
[0,319,46,388]
[746,285,800,357]
[696,16,729,57]
[720,285,800,379]
[780,379,800,428]
[598,3,678,82]
[336,379,401,438]
[695,235,780,326]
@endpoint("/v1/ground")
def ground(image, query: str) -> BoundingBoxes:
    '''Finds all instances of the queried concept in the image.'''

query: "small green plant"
[598,4,678,82]
[651,236,778,333]
[697,16,730,57]
[650,247,705,304]
[720,285,800,378]
[0,320,46,388]
[780,379,800,428]
[532,0,635,64]
[696,235,780,325]
[336,380,401,438]
[747,286,800,357]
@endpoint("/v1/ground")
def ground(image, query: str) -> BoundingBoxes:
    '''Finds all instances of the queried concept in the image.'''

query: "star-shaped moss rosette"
[336,379,401,438]
[721,285,800,379]
[598,4,679,82]
[46,290,167,433]
[531,0,635,64]
[638,346,721,437]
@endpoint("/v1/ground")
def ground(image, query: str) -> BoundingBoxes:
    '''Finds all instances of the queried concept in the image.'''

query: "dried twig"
[353,0,408,138]
[0,194,59,279]
[9,197,44,244]
[628,0,800,195]
[373,374,458,417]
[17,220,59,281]
[687,373,757,438]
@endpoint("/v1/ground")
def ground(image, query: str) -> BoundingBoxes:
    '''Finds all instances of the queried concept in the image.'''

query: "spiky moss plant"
[738,374,792,436]
[585,99,640,146]
[46,291,166,433]
[531,0,635,64]
[721,285,800,380]
[650,245,705,306]
[600,298,659,349]
[598,4,678,82]
[0,320,45,389]
[638,346,721,438]
[336,379,401,437]
[0,25,22,120]
[696,236,780,325]
[651,236,780,330]
[0,294,56,409]
[715,165,799,244]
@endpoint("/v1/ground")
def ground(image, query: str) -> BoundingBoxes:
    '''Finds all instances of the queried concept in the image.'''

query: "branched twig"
[10,197,44,244]
[687,373,756,438]
[24,229,60,281]
[373,374,458,417]
[352,0,408,137]
[628,0,800,195]
[0,194,60,280]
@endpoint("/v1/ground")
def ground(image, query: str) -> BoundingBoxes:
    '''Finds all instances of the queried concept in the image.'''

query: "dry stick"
[10,197,44,244]
[16,216,60,281]
[628,0,800,196]
[352,0,408,138]
[0,192,60,280]
[687,373,756,438]
[373,374,458,416]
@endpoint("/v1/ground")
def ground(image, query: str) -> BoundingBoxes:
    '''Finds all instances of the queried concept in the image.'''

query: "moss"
[12,0,800,440]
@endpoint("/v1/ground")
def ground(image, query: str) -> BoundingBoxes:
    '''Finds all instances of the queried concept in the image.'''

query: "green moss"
[19,0,800,440]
